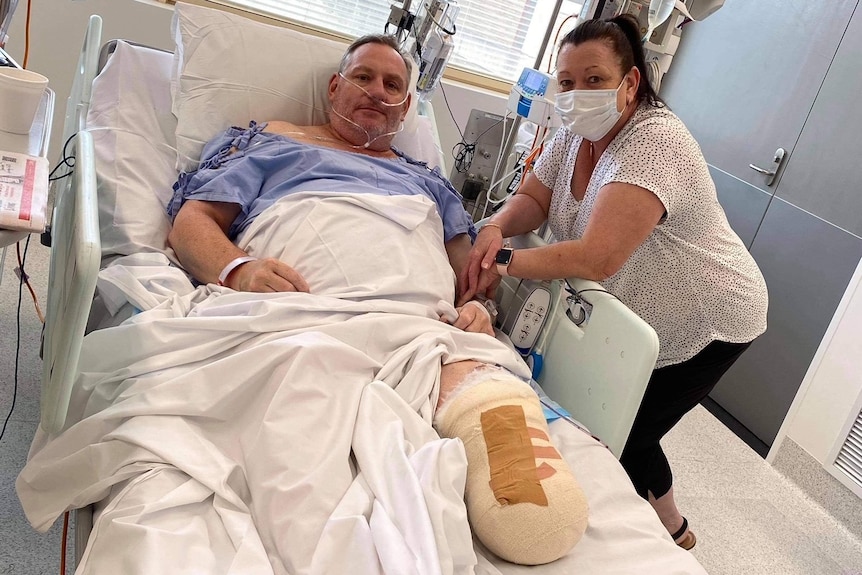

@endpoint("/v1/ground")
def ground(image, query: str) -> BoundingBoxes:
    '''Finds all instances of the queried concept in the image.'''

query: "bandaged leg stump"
[434,367,589,565]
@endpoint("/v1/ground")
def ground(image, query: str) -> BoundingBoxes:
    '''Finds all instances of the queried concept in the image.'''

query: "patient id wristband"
[218,256,257,286]
[470,295,499,324]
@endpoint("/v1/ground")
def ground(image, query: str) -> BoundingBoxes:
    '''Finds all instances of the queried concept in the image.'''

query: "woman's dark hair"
[559,14,664,107]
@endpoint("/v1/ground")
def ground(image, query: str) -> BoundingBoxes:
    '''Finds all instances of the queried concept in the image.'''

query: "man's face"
[328,43,411,148]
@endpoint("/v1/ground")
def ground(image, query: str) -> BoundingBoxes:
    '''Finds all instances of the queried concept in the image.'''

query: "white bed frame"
[495,231,659,457]
[41,14,660,567]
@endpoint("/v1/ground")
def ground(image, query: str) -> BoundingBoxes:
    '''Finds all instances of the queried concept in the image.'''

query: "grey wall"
[660,0,862,447]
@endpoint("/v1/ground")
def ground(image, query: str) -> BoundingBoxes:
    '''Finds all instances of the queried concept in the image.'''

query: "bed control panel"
[509,286,551,355]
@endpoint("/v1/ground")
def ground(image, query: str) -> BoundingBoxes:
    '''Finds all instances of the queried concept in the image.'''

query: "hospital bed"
[18,4,708,574]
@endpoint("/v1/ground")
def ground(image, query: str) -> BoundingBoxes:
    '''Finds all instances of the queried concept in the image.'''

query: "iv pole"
[490,0,565,203]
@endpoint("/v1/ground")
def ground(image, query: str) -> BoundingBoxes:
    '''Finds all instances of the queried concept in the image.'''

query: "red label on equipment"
[20,159,35,222]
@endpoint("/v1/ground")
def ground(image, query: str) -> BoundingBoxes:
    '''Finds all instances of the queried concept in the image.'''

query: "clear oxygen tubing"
[476,110,515,220]
[330,72,409,149]
[479,125,551,220]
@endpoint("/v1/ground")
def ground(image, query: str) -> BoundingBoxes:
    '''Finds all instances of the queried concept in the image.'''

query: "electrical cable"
[451,116,503,174]
[565,285,620,301]
[0,235,29,443]
[16,241,43,323]
[564,280,621,303]
[562,280,622,326]
[425,5,456,36]
[438,81,466,151]
[60,511,69,575]
[47,132,77,182]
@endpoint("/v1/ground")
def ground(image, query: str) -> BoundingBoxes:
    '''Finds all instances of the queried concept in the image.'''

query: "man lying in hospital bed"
[16,4,710,573]
[162,31,588,567]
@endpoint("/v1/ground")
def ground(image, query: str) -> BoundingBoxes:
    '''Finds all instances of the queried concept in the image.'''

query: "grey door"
[659,0,862,447]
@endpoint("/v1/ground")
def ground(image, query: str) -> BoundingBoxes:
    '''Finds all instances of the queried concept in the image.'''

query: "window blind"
[215,0,582,83]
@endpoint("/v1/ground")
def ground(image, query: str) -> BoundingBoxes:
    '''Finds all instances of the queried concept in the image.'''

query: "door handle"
[748,147,786,187]
[748,164,774,176]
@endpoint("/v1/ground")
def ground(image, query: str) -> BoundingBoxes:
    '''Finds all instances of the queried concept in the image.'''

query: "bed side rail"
[63,15,103,143]
[40,131,100,434]
[42,14,101,248]
[498,231,659,458]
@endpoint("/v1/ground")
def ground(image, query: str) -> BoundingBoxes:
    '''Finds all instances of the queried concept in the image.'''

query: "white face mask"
[554,78,626,141]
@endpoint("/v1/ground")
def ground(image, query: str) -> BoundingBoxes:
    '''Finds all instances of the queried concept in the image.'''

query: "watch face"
[495,248,513,265]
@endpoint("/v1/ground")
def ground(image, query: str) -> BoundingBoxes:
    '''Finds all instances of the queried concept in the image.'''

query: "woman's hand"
[225,257,310,293]
[440,300,495,337]
[458,225,505,305]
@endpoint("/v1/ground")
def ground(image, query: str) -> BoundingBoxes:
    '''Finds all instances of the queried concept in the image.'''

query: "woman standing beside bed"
[460,14,768,550]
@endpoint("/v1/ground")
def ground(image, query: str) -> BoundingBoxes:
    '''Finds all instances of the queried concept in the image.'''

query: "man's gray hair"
[338,34,413,86]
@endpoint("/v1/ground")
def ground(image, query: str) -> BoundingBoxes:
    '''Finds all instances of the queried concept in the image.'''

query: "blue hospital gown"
[167,122,475,242]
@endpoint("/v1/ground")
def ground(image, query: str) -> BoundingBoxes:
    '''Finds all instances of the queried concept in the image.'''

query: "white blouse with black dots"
[533,103,768,369]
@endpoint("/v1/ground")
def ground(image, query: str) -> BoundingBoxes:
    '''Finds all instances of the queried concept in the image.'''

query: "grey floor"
[1,240,862,574]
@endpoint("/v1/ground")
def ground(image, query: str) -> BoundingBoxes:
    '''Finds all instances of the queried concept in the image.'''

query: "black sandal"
[671,517,697,550]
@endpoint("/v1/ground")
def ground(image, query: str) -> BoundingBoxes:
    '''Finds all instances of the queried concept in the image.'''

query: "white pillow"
[171,3,428,172]
[86,40,179,261]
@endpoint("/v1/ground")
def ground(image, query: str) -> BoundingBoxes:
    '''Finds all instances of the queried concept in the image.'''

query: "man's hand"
[224,257,310,293]
[458,225,504,305]
[440,300,495,337]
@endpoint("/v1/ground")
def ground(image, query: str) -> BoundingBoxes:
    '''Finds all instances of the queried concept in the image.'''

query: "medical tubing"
[479,136,510,219]
[482,115,533,219]
[189,80,320,109]
[329,106,405,149]
[79,126,201,168]
[546,12,579,74]
[337,73,410,107]
[83,124,291,170]
[478,165,520,218]
[487,112,514,201]
[538,395,603,445]
[485,137,547,204]
[481,136,548,217]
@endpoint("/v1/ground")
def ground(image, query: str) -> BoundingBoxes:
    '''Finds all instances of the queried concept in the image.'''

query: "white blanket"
[18,193,534,574]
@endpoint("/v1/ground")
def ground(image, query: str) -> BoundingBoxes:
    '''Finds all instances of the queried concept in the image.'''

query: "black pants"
[619,340,752,500]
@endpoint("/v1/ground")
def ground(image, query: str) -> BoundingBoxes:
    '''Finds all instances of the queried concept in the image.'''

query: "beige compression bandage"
[434,367,588,565]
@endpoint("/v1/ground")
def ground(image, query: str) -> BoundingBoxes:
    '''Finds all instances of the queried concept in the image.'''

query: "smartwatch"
[495,247,514,276]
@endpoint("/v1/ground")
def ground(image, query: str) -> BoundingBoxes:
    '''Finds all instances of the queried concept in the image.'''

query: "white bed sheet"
[19,193,706,574]
[68,418,705,575]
